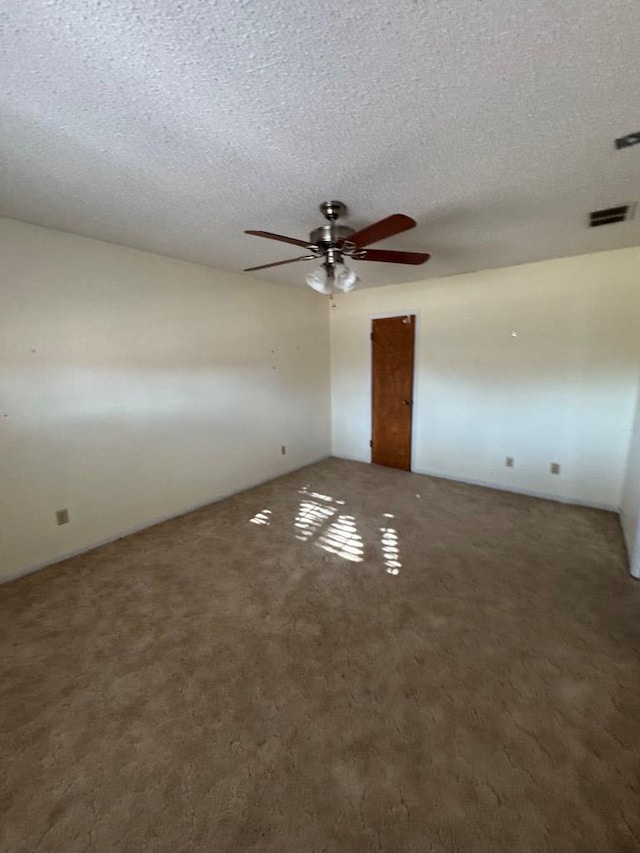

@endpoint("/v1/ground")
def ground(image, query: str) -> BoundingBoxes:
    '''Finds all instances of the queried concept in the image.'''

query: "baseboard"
[330,454,618,512]
[329,452,369,465]
[2,454,331,584]
[412,466,619,512]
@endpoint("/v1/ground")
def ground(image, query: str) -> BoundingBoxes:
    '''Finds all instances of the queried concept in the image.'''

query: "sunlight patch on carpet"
[317,515,364,563]
[249,509,272,526]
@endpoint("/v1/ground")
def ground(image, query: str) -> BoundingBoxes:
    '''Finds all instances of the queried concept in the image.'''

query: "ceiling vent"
[589,204,634,227]
[615,131,640,150]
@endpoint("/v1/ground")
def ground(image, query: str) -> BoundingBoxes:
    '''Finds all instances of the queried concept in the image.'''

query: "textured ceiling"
[2,0,640,288]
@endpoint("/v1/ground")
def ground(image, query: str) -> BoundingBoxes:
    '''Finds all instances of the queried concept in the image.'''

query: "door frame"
[368,309,421,472]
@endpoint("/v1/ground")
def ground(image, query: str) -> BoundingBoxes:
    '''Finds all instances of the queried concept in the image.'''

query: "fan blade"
[243,255,315,272]
[245,230,310,249]
[359,249,430,265]
[347,214,416,248]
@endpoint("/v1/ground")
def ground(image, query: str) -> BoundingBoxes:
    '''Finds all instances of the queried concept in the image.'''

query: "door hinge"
[370,332,374,341]
[370,439,373,448]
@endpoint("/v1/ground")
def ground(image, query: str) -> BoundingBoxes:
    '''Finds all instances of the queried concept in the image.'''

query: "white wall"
[0,217,330,581]
[3,218,638,582]
[331,248,640,511]
[621,378,640,578]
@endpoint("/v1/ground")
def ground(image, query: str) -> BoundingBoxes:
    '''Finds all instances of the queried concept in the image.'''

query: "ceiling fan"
[243,201,430,294]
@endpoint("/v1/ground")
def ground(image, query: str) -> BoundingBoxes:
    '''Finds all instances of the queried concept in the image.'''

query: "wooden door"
[371,315,415,471]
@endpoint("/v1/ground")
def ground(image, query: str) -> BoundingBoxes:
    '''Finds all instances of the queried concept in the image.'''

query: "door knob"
[402,399,412,406]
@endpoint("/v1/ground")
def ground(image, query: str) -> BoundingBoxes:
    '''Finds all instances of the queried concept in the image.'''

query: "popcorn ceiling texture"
[1,0,640,287]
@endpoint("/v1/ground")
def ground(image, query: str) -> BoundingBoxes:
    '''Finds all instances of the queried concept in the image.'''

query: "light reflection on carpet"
[248,487,402,573]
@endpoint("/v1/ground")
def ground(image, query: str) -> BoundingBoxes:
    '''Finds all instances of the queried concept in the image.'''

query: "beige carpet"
[2,458,640,852]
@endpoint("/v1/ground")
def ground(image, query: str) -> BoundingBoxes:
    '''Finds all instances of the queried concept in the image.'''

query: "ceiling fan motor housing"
[309,223,356,250]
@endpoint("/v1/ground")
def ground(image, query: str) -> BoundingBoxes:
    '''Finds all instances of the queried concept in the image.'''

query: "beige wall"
[331,248,640,511]
[3,216,639,582]
[621,377,640,578]
[0,218,331,581]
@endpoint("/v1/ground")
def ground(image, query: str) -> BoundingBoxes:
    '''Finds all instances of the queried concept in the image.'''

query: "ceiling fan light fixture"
[334,263,359,293]
[304,266,331,294]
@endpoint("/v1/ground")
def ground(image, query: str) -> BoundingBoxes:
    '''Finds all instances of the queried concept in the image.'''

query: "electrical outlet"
[56,508,69,525]
[505,456,514,468]
[550,462,560,475]
[281,445,286,455]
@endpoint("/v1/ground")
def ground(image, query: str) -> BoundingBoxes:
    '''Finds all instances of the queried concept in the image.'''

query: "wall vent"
[589,204,634,227]
[615,131,640,150]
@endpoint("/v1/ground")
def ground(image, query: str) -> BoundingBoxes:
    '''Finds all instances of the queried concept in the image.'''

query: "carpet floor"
[2,458,640,852]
